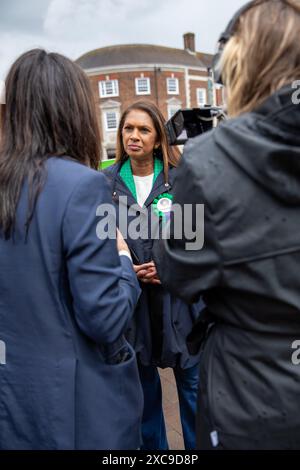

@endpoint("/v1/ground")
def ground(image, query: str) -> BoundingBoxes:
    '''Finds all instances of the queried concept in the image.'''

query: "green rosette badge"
[152,193,173,220]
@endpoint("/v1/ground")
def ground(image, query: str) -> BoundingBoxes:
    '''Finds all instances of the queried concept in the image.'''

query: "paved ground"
[160,368,185,450]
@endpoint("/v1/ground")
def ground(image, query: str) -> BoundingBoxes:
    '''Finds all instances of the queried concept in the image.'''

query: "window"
[135,78,151,95]
[99,80,119,98]
[167,78,179,95]
[197,88,207,106]
[168,106,181,119]
[105,111,118,131]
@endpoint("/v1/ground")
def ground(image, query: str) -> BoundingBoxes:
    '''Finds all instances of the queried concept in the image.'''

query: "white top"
[133,173,154,207]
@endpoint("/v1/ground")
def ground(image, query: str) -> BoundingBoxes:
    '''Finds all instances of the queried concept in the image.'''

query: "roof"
[76,44,213,70]
[196,52,213,68]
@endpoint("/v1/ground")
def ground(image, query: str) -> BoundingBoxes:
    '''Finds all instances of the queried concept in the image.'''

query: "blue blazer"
[0,158,143,450]
[103,162,204,369]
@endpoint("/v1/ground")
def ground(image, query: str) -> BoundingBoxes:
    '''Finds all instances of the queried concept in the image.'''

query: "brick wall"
[87,66,222,158]
[91,69,188,119]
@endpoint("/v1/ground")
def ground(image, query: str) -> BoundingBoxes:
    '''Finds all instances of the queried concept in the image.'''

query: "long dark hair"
[115,101,180,183]
[0,49,101,238]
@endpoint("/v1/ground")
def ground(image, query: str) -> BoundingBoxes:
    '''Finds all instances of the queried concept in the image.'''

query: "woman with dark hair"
[154,0,300,450]
[0,49,143,450]
[103,101,204,450]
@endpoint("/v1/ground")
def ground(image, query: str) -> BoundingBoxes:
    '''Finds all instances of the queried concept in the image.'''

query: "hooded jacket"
[154,85,300,449]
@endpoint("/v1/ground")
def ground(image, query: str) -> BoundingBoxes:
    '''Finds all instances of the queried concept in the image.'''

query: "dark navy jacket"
[0,158,143,450]
[103,162,204,369]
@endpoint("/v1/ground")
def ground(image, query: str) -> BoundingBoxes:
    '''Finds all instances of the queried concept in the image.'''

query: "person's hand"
[134,261,161,285]
[116,229,130,255]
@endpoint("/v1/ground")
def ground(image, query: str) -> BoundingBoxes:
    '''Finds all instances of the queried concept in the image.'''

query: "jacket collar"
[106,162,176,208]
[143,170,172,207]
[254,84,297,119]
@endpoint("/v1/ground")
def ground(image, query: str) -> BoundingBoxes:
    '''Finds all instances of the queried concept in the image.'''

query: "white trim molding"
[196,88,207,106]
[104,111,118,131]
[84,63,207,76]
[99,79,119,98]
[167,77,179,95]
[184,67,191,108]
[100,99,121,110]
[188,75,209,81]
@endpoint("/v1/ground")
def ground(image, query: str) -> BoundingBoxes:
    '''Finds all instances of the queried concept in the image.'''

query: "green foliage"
[99,159,115,170]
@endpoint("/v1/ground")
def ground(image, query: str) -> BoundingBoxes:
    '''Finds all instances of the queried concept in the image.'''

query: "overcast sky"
[0,0,247,79]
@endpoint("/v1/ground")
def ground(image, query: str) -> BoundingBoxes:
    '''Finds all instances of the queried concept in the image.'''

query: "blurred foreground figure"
[0,49,143,449]
[154,0,300,450]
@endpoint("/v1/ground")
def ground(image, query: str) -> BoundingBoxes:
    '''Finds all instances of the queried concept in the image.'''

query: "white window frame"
[167,78,179,95]
[135,77,151,95]
[197,88,207,106]
[99,80,119,98]
[104,111,118,131]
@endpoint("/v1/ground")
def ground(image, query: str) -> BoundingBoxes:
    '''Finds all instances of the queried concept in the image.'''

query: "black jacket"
[154,86,300,449]
[103,163,204,368]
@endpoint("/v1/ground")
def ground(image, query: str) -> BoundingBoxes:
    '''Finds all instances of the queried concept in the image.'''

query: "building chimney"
[183,33,195,53]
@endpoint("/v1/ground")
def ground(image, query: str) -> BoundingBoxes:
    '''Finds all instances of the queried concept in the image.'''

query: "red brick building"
[76,33,224,159]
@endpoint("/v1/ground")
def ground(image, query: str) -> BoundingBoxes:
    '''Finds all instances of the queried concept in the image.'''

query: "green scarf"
[120,157,163,203]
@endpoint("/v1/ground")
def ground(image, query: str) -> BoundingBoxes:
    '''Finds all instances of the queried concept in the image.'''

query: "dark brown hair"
[0,49,101,238]
[115,100,180,182]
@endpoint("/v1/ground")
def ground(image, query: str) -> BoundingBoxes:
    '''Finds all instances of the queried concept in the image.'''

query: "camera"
[166,106,226,146]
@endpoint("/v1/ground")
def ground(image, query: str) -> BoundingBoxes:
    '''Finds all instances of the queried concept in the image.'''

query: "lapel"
[109,163,176,209]
[114,174,137,207]
[108,163,137,208]
[144,168,174,207]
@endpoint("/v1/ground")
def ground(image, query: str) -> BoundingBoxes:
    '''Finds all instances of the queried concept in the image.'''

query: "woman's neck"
[130,156,154,177]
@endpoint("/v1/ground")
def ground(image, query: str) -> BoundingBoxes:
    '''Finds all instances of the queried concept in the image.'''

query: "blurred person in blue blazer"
[0,49,143,450]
